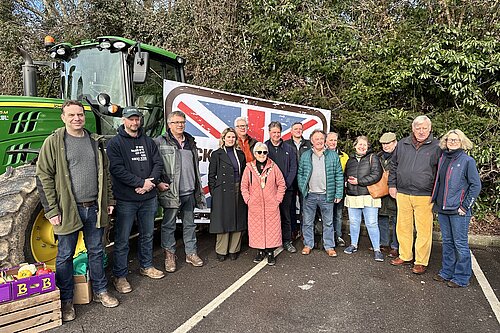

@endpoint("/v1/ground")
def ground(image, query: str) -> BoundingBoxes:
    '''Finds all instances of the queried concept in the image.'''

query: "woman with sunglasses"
[431,129,481,288]
[241,142,286,265]
[208,128,247,261]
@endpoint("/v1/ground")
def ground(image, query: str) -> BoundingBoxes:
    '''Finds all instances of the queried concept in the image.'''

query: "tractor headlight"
[99,41,111,49]
[113,41,126,50]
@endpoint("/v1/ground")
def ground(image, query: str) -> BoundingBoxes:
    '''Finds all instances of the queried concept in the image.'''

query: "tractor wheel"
[0,164,61,270]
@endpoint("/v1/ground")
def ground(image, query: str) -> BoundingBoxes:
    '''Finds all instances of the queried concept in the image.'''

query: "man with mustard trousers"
[388,115,441,274]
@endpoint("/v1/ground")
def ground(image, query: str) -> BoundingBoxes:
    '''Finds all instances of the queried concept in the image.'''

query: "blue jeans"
[378,215,398,249]
[347,206,380,250]
[333,198,344,238]
[113,197,157,278]
[302,193,335,250]
[161,194,197,255]
[438,212,472,287]
[56,204,106,301]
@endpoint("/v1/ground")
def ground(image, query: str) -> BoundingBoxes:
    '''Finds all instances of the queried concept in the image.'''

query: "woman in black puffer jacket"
[343,136,384,262]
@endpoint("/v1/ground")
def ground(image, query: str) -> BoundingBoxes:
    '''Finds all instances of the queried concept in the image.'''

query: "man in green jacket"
[36,100,119,322]
[298,129,344,256]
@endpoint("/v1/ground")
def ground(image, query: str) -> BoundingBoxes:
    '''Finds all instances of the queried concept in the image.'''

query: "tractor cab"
[47,36,186,138]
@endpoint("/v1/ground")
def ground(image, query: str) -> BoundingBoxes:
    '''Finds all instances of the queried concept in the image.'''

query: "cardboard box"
[0,263,56,304]
[73,273,92,304]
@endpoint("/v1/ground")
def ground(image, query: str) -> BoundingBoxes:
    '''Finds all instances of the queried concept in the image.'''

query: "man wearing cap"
[388,115,441,274]
[107,106,165,294]
[37,100,119,322]
[155,111,207,273]
[377,132,398,258]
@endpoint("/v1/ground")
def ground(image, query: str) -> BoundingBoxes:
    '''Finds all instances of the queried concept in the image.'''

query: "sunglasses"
[255,151,268,155]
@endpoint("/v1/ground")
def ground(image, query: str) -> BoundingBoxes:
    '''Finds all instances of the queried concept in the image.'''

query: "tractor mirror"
[133,52,149,83]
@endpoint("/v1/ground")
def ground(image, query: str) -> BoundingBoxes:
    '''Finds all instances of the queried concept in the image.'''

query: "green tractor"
[0,36,186,269]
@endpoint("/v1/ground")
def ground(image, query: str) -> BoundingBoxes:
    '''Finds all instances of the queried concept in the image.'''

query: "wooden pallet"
[0,289,61,333]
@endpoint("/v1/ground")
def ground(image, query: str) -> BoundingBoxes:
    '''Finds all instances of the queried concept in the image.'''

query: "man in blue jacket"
[266,121,298,253]
[107,107,165,294]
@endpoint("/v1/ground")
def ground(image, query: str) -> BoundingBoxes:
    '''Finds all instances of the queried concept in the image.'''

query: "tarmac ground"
[50,228,500,333]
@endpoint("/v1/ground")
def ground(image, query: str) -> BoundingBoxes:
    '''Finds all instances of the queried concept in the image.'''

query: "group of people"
[35,101,481,323]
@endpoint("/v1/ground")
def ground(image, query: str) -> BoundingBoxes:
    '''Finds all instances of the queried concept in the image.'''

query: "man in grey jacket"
[155,111,206,272]
[388,115,442,275]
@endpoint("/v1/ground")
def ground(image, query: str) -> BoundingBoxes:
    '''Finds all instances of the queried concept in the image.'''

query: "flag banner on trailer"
[163,80,331,212]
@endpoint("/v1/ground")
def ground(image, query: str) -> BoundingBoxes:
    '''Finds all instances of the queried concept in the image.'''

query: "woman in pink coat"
[241,142,286,265]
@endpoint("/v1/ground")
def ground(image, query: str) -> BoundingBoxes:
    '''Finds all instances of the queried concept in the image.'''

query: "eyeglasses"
[255,151,268,155]
[169,121,186,125]
[235,125,248,129]
[446,138,461,143]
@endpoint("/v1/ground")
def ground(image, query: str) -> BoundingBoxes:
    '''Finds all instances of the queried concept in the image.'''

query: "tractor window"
[134,58,176,137]
[62,48,126,107]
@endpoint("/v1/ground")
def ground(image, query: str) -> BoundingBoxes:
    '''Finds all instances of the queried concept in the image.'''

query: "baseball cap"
[379,132,397,143]
[122,106,142,118]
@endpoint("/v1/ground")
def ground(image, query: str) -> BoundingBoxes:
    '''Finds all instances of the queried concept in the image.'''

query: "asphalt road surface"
[50,229,500,333]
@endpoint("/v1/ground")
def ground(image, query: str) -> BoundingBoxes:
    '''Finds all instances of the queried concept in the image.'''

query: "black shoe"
[253,251,265,263]
[216,254,226,262]
[283,241,297,253]
[229,252,239,260]
[267,252,276,266]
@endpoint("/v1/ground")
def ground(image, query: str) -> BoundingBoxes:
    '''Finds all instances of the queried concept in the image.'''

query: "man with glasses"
[155,111,206,273]
[266,121,298,253]
[388,115,441,274]
[234,116,257,162]
[107,106,165,295]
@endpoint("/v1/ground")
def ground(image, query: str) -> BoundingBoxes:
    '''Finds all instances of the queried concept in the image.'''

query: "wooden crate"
[0,289,61,333]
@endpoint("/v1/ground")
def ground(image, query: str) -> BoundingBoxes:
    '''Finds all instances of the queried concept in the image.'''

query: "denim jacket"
[431,150,481,213]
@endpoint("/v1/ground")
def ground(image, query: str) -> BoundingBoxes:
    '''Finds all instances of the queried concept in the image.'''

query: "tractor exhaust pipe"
[16,46,38,97]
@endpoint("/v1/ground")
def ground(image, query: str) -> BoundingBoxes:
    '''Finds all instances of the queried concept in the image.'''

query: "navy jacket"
[284,137,311,162]
[431,149,481,213]
[107,125,163,202]
[266,139,297,190]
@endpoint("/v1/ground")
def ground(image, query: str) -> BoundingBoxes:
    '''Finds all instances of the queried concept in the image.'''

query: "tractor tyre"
[0,164,58,269]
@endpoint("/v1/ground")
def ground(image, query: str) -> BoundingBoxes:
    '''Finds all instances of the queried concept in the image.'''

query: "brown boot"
[61,300,76,322]
[165,250,177,272]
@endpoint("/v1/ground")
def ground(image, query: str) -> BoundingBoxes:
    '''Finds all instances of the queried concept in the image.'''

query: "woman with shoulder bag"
[343,136,384,262]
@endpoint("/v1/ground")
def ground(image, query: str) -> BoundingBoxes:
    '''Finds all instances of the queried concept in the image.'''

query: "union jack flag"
[163,80,331,208]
